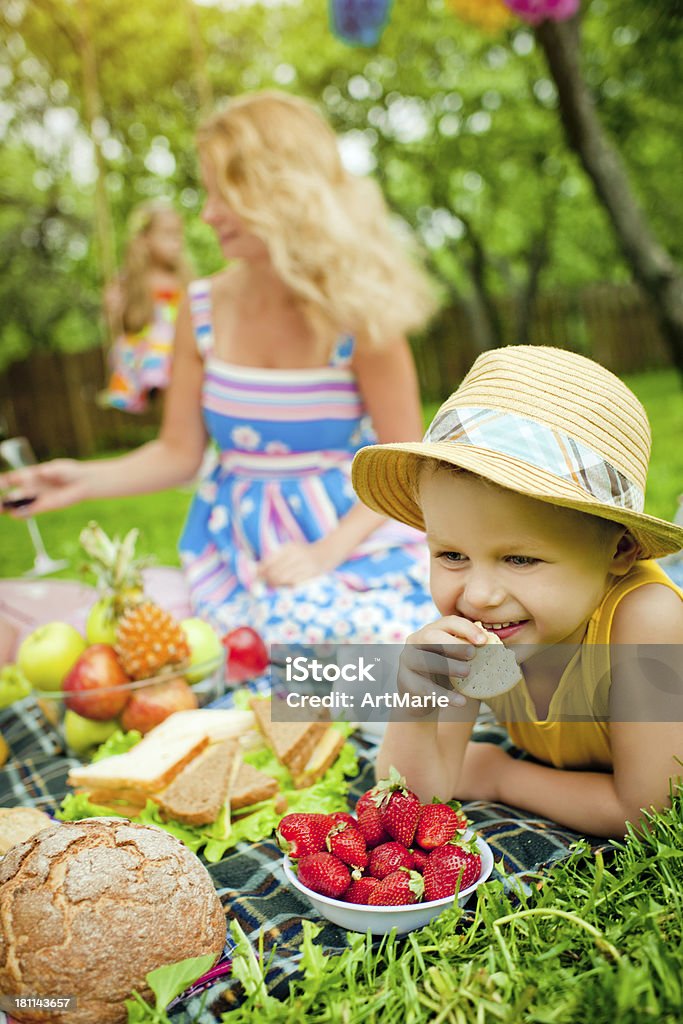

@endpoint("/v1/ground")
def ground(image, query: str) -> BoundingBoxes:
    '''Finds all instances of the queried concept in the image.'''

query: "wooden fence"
[0,283,673,460]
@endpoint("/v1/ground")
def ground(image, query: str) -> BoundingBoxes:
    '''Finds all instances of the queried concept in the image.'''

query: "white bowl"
[282,831,494,936]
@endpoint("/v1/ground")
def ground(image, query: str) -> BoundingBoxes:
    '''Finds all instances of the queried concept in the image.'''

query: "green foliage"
[1,0,680,364]
[125,952,216,1022]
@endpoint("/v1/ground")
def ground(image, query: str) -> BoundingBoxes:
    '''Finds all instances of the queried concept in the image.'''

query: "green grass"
[1,369,681,579]
[217,798,683,1024]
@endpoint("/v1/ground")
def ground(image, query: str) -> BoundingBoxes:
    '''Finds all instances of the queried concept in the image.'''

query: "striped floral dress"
[178,279,436,645]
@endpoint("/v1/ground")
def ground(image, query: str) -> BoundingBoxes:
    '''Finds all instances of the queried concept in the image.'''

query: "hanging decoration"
[329,0,394,46]
[501,0,580,25]
[446,0,513,34]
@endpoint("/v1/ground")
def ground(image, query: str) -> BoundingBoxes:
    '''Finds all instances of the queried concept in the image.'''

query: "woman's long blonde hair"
[197,91,437,348]
[119,201,193,333]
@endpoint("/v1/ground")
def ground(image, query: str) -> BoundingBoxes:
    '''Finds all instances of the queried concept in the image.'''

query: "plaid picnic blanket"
[0,697,609,1022]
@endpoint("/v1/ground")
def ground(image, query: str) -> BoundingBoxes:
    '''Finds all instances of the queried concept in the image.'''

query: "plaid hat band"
[426,407,645,513]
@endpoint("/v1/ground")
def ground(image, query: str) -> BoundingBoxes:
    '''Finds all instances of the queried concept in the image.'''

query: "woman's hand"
[257,538,338,587]
[0,460,90,515]
[397,616,490,712]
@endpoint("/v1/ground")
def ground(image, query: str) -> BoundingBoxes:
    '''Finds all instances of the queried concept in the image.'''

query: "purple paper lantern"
[329,0,394,46]
[502,0,580,25]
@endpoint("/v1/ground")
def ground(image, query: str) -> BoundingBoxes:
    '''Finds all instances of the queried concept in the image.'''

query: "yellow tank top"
[485,561,682,770]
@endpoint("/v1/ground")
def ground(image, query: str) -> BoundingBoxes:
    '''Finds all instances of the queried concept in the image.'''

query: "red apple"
[222,626,269,682]
[120,676,198,734]
[63,644,130,720]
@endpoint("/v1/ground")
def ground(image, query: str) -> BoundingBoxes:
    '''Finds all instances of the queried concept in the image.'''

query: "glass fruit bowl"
[32,654,226,759]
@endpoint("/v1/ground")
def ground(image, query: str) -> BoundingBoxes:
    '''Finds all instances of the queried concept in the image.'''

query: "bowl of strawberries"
[278,768,494,936]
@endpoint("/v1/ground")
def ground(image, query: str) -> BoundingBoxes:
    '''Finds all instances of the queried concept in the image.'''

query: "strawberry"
[326,822,368,869]
[297,852,351,899]
[409,848,430,873]
[423,840,482,902]
[368,841,414,880]
[415,803,468,850]
[343,876,380,905]
[354,785,382,818]
[367,868,424,907]
[276,813,333,858]
[357,805,391,848]
[330,811,357,828]
[373,768,421,847]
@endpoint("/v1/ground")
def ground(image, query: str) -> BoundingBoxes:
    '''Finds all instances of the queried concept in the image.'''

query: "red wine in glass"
[0,437,68,576]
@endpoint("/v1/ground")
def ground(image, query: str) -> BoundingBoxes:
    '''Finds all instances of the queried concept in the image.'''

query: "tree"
[535,11,683,371]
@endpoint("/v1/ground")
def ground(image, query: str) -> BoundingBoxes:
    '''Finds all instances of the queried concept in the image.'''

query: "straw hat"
[352,345,683,560]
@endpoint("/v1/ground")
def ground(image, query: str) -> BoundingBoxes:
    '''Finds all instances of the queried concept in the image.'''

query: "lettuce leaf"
[91,728,142,761]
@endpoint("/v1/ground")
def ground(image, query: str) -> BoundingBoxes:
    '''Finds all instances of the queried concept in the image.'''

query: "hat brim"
[352,441,683,561]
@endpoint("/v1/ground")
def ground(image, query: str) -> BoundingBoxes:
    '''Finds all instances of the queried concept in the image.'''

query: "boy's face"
[419,468,631,655]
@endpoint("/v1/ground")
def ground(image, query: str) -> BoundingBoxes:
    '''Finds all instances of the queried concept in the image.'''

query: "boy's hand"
[398,616,490,711]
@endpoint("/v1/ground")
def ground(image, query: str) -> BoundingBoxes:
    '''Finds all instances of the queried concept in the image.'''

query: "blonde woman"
[100,201,193,413]
[2,91,438,644]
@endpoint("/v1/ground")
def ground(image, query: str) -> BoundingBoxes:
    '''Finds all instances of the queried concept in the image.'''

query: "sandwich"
[451,623,521,700]
[154,738,242,825]
[231,761,281,811]
[249,695,346,788]
[66,707,275,826]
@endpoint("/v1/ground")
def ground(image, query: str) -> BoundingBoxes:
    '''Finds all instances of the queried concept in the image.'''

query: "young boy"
[352,345,683,838]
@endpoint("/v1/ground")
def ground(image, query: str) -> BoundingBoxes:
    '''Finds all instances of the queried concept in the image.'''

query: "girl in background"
[100,201,193,413]
[1,90,438,645]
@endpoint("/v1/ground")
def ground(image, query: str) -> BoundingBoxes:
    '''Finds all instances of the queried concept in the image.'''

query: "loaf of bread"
[0,818,226,1024]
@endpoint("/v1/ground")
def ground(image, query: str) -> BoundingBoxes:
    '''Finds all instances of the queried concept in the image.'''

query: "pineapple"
[80,522,145,645]
[115,601,190,680]
[80,522,190,680]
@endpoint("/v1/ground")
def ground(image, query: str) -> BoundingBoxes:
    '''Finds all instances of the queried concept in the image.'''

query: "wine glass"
[0,436,69,577]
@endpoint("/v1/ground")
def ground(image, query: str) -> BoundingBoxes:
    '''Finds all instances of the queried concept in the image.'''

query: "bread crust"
[249,697,328,774]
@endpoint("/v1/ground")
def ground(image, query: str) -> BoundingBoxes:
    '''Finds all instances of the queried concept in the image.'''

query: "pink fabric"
[0,567,192,662]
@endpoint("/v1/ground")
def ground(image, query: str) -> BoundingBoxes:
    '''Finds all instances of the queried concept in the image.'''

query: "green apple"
[0,664,32,709]
[85,597,118,645]
[180,617,223,684]
[17,622,87,692]
[63,709,119,757]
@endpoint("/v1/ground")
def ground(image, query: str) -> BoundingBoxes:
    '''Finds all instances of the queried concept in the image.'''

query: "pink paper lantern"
[502,0,580,25]
[329,0,394,46]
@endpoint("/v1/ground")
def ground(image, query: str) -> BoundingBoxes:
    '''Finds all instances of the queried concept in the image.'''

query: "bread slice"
[155,739,241,826]
[0,807,53,855]
[452,624,521,699]
[230,762,279,810]
[143,708,258,745]
[291,727,347,789]
[249,697,328,776]
[67,731,209,794]
[67,707,259,796]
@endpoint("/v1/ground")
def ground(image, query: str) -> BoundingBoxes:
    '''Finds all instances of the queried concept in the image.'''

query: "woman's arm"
[258,337,425,585]
[0,299,208,514]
